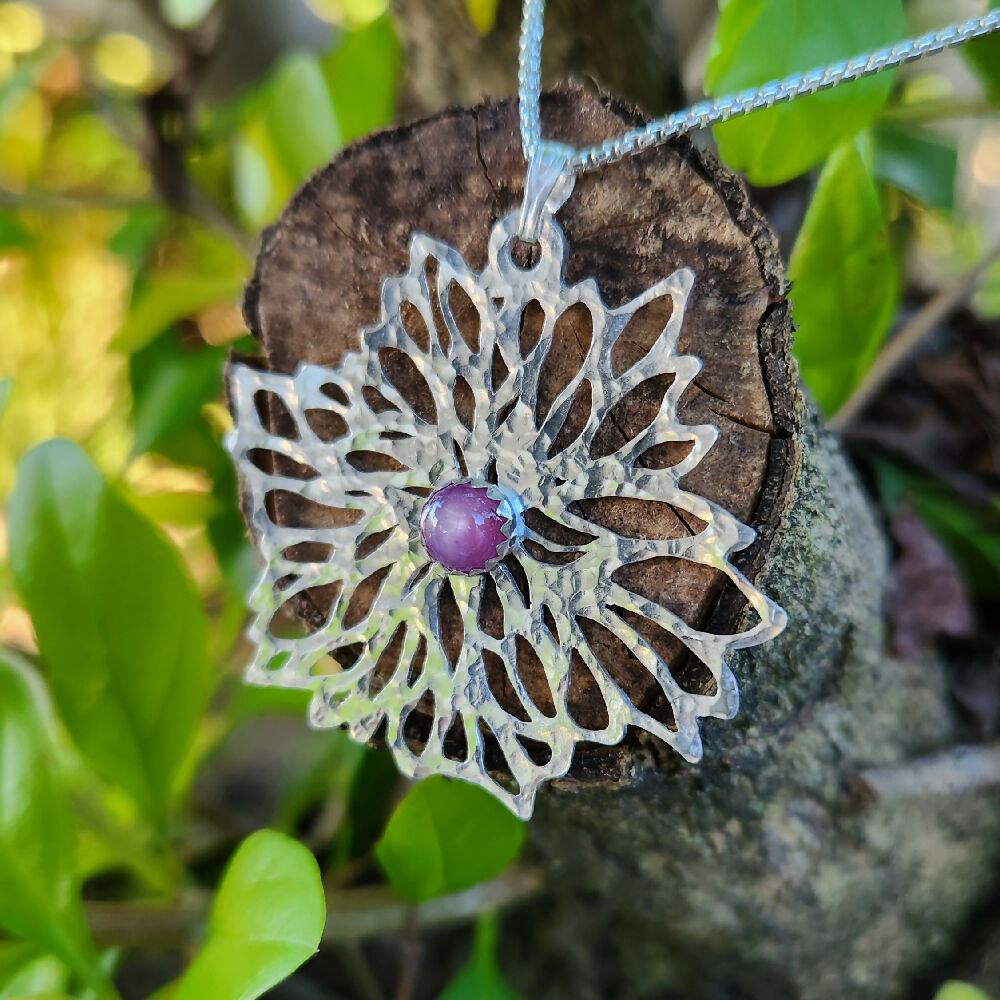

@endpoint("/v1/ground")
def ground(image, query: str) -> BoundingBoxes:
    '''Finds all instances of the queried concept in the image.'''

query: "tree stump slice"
[245,86,796,747]
[241,87,1000,999]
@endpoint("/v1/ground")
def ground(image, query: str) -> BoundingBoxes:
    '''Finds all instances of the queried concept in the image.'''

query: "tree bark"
[392,0,685,123]
[241,84,1000,999]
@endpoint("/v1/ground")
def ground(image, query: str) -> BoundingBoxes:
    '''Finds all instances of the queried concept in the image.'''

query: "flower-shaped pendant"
[227,208,787,818]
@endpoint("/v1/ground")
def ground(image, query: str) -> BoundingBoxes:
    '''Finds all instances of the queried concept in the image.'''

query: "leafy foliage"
[0,652,106,996]
[376,776,525,902]
[173,830,325,1000]
[705,0,905,185]
[788,137,899,414]
[438,917,523,1000]
[0,0,997,997]
[8,441,212,824]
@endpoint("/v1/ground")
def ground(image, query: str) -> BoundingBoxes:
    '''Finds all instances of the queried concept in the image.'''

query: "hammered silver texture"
[227,210,788,818]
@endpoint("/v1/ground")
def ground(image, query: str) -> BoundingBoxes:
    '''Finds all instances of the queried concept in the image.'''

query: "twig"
[879,97,995,124]
[322,867,543,943]
[853,743,1000,803]
[830,243,1000,431]
[85,867,544,948]
[394,908,421,1000]
[334,941,387,1000]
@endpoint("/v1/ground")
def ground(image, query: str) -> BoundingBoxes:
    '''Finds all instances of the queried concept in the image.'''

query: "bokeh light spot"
[94,33,155,91]
[0,3,45,55]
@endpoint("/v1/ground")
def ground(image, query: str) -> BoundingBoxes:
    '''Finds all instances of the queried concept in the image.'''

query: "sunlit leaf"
[173,830,325,1000]
[933,983,992,1000]
[233,120,293,230]
[265,53,340,183]
[465,0,499,35]
[112,274,244,355]
[789,137,899,414]
[0,651,106,994]
[974,256,1000,320]
[323,14,400,143]
[873,124,957,211]
[437,916,522,1000]
[705,0,905,184]
[8,441,213,823]
[375,776,525,902]
[0,942,66,999]
[160,0,216,30]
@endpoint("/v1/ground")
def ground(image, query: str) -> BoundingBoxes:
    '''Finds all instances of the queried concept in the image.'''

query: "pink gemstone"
[419,482,510,575]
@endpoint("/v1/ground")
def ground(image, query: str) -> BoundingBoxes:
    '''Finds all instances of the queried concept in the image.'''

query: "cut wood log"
[241,88,1000,1000]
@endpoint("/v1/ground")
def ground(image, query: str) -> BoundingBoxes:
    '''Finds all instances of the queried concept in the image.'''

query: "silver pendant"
[227,208,787,818]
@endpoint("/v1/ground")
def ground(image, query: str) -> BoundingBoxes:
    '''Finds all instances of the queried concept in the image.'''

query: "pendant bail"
[517,140,576,243]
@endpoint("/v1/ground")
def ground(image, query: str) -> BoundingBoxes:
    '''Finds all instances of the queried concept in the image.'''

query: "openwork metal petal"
[227,210,787,818]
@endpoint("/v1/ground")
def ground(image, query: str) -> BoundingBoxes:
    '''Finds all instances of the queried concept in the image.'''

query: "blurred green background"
[0,0,998,997]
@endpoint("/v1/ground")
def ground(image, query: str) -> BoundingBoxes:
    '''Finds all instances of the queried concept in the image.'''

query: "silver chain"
[518,0,1000,174]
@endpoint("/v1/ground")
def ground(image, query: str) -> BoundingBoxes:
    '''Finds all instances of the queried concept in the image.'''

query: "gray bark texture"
[515,404,1000,1000]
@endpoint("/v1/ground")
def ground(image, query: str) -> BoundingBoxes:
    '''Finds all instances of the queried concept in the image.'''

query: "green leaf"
[873,124,957,211]
[108,206,168,270]
[0,942,67,999]
[465,0,499,35]
[873,461,1000,597]
[934,983,992,1000]
[974,256,1000,320]
[0,652,106,994]
[173,830,325,1000]
[324,15,400,144]
[129,331,226,460]
[8,441,212,823]
[112,274,244,355]
[788,138,899,415]
[0,378,11,418]
[705,0,905,185]
[962,0,1000,104]
[160,0,215,30]
[0,208,32,248]
[437,917,522,1000]
[375,776,525,903]
[265,54,341,183]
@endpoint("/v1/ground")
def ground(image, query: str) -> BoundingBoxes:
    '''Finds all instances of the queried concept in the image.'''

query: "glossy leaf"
[172,830,325,1000]
[788,138,899,414]
[265,54,340,183]
[0,652,105,993]
[934,983,992,1000]
[438,917,522,1000]
[324,15,400,144]
[705,0,905,184]
[375,776,525,902]
[8,441,212,823]
[873,124,957,211]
